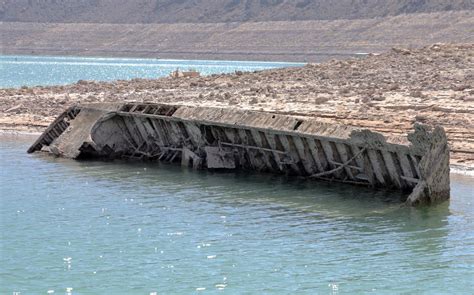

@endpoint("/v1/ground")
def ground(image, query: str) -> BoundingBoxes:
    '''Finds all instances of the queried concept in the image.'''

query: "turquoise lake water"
[1,135,473,294]
[0,55,303,88]
[0,56,473,294]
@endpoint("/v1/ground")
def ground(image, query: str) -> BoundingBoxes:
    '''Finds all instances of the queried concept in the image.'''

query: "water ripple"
[1,134,473,293]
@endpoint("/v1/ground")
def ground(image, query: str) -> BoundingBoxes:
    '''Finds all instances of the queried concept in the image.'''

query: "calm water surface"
[1,134,473,294]
[1,56,473,294]
[0,55,303,88]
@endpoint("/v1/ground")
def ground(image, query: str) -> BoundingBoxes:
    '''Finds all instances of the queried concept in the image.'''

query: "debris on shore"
[169,68,201,78]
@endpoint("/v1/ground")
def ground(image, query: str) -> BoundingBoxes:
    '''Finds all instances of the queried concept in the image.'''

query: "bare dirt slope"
[2,0,472,23]
[2,11,473,62]
[2,0,472,61]
[1,44,473,166]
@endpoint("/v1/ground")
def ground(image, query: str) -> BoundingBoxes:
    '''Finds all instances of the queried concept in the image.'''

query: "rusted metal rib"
[249,129,276,171]
[381,151,402,188]
[320,140,345,179]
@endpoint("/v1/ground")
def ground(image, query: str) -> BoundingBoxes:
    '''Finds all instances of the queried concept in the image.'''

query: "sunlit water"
[1,135,473,294]
[0,55,303,88]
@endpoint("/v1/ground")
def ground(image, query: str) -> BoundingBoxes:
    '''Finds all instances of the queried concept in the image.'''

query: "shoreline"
[1,43,473,172]
[1,53,307,66]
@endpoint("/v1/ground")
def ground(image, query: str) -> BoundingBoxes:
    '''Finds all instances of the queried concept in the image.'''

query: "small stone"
[451,84,469,91]
[362,97,371,103]
[392,47,411,55]
[415,115,428,122]
[315,97,330,104]
[411,91,424,98]
[388,83,399,91]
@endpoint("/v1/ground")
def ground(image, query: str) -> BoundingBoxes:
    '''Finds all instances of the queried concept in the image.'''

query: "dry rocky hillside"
[1,0,473,61]
[2,11,473,62]
[1,44,473,166]
[2,0,472,23]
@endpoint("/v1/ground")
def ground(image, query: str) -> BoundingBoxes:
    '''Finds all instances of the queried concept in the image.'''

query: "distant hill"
[1,1,473,62]
[2,10,473,62]
[1,0,473,23]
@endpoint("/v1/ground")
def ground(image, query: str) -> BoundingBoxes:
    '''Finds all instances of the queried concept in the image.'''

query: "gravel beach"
[1,44,472,167]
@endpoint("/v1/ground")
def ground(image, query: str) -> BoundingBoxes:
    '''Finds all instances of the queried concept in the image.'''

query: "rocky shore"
[1,44,473,167]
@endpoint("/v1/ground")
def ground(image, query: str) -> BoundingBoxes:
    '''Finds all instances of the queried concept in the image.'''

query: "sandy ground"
[1,43,473,167]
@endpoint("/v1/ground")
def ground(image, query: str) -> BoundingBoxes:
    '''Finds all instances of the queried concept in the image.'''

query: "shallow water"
[1,134,473,294]
[0,55,303,88]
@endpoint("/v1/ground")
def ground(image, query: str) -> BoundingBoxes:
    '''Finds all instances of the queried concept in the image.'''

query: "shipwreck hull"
[28,103,450,206]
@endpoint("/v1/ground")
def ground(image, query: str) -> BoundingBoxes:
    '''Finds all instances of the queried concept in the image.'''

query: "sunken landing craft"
[28,103,450,206]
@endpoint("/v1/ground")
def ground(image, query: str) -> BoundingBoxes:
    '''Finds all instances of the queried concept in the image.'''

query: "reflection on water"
[0,55,304,88]
[1,134,473,294]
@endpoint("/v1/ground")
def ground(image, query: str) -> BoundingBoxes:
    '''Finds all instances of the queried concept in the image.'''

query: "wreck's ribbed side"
[28,103,450,206]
